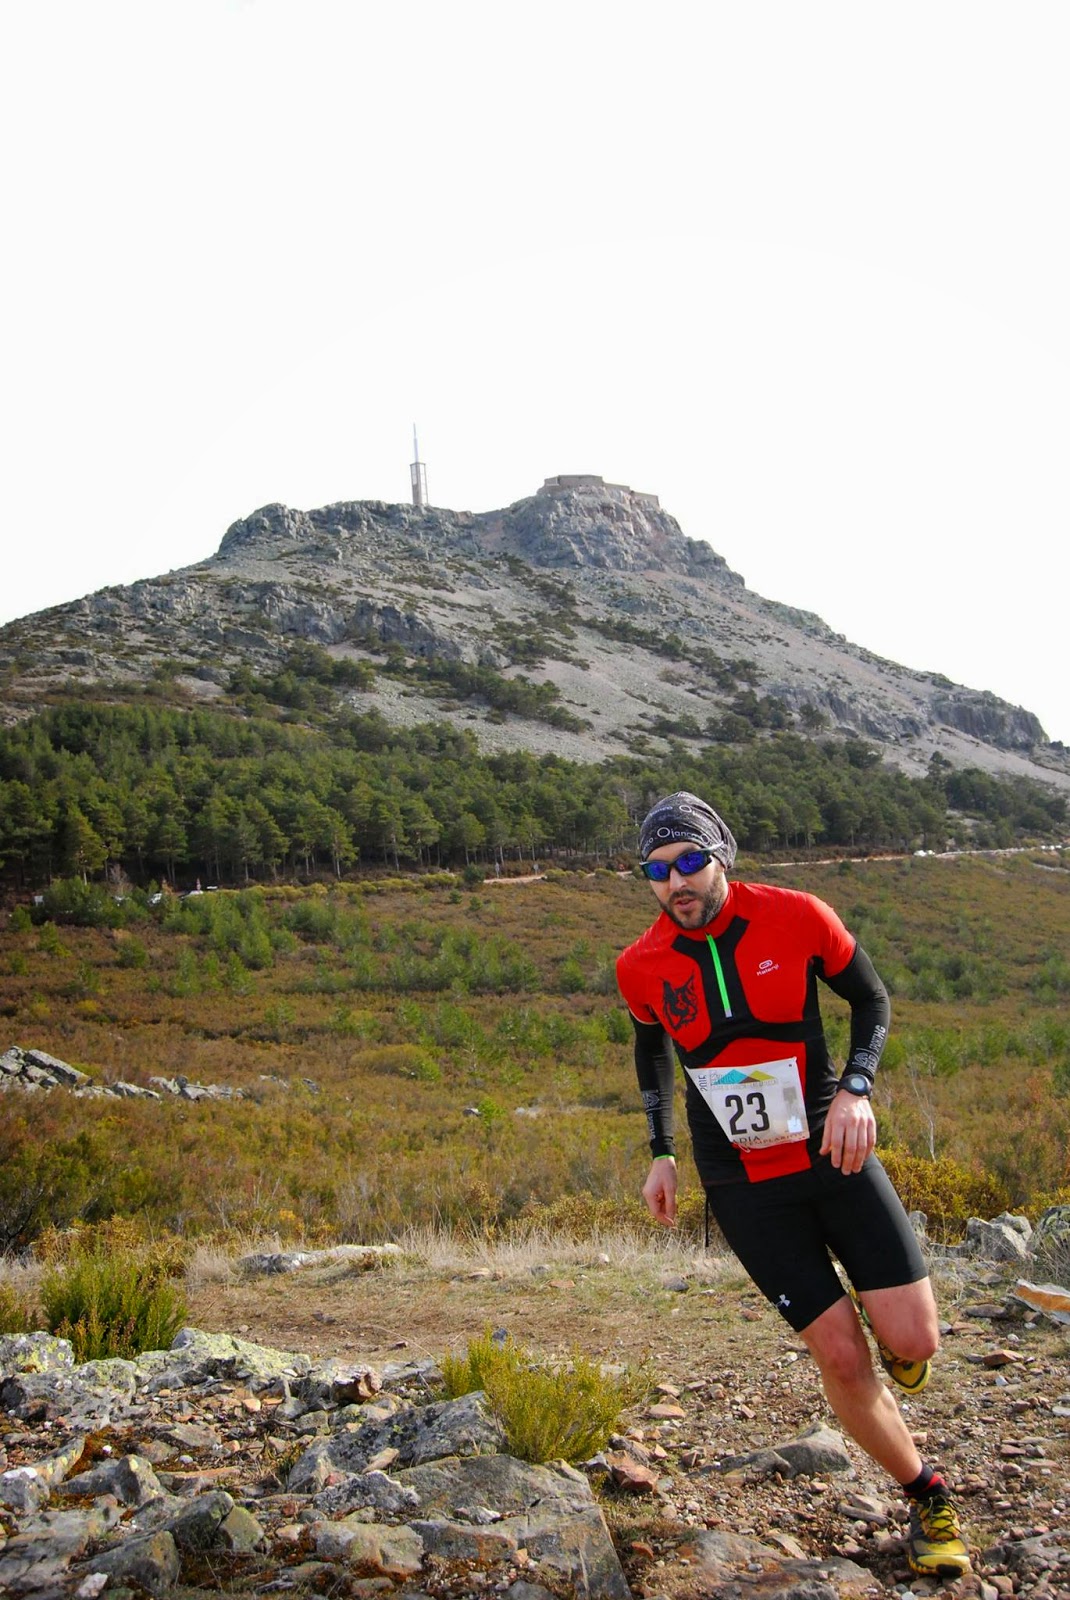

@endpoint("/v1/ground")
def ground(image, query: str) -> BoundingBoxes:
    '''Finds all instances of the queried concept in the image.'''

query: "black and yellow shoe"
[906,1487,971,1577]
[848,1284,931,1394]
[873,1331,930,1395]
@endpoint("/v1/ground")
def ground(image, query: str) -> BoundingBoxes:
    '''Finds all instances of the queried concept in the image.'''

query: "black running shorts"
[704,1154,927,1333]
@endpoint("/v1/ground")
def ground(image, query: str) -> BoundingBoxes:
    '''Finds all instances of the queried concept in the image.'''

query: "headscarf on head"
[638,791,737,869]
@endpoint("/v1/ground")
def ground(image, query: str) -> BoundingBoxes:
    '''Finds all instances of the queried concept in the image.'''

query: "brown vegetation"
[1,853,1068,1252]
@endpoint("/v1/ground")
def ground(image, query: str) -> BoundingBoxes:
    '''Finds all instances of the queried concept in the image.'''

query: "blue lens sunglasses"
[639,849,717,882]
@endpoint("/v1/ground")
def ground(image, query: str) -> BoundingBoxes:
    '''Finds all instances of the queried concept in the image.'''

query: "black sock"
[902,1465,946,1500]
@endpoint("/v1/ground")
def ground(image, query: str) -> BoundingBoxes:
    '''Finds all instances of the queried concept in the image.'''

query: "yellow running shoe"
[906,1487,971,1577]
[873,1330,931,1395]
[848,1285,931,1394]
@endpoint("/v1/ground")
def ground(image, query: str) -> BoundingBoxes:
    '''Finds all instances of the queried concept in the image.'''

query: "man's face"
[646,840,728,930]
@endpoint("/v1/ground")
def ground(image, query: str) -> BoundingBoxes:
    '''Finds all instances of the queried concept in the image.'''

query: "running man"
[616,791,969,1578]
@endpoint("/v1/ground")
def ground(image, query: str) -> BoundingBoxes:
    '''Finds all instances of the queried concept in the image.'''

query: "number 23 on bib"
[684,1057,810,1151]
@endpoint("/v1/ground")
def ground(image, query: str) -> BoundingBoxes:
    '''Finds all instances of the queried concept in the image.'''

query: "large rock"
[1030,1204,1070,1267]
[721,1423,852,1480]
[82,1530,181,1596]
[397,1453,594,1516]
[313,1466,420,1517]
[0,1358,136,1426]
[0,1505,119,1594]
[398,1455,631,1600]
[654,1527,872,1599]
[289,1390,506,1491]
[313,1518,425,1577]
[1011,1278,1070,1325]
[135,1326,312,1389]
[22,1048,92,1088]
[965,1216,1030,1263]
[0,1332,75,1378]
[774,1423,854,1478]
[63,1452,164,1505]
[300,1357,383,1408]
[0,1466,50,1514]
[239,1242,402,1278]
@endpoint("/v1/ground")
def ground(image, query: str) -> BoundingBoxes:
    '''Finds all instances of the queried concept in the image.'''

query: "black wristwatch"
[837,1073,873,1098]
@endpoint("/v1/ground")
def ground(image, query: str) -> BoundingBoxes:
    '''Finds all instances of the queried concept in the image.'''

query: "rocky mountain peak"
[218,476,743,587]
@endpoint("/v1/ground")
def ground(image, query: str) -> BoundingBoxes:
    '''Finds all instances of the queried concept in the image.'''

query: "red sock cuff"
[902,1466,946,1500]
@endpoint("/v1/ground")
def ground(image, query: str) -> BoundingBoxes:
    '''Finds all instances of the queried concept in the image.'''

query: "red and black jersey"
[617,880,889,1185]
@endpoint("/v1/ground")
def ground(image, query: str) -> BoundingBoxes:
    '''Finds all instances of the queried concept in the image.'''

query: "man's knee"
[863,1281,940,1363]
[820,1339,875,1389]
[882,1322,938,1363]
[804,1312,874,1389]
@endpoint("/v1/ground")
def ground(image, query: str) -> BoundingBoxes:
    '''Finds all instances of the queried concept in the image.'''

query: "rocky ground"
[2,1232,1068,1600]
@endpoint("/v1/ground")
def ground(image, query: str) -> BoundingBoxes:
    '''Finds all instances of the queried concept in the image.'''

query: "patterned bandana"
[638,791,737,868]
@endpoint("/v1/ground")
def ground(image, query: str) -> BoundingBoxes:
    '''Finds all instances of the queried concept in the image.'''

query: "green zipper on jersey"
[706,934,732,1018]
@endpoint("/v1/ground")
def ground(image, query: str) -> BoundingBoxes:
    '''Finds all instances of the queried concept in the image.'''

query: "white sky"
[2,1,1068,744]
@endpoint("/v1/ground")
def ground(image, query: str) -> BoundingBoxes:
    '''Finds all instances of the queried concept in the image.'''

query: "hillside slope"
[2,476,1066,792]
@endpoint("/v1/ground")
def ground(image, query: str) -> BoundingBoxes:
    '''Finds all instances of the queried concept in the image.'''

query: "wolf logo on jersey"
[662,973,699,1030]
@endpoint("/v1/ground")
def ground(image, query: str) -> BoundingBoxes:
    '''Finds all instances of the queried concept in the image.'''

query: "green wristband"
[652,1153,677,1162]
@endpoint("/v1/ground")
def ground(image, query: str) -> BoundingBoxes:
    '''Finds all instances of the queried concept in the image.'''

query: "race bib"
[684,1056,809,1150]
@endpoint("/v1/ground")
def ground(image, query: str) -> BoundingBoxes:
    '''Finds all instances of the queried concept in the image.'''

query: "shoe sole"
[881,1356,931,1395]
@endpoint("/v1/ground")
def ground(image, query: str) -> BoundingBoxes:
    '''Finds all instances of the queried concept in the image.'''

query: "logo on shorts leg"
[776,1293,791,1309]
[662,974,698,1030]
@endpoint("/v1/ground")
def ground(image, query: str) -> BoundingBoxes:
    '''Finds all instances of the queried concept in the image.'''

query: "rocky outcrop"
[0,1328,633,1600]
[0,1048,91,1091]
[488,484,743,581]
[0,1046,245,1103]
[930,690,1047,751]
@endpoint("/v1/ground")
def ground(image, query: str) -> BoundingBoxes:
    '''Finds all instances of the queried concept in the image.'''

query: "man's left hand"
[820,1089,877,1174]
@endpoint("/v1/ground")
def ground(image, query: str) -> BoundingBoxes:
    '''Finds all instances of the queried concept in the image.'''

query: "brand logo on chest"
[756,958,780,976]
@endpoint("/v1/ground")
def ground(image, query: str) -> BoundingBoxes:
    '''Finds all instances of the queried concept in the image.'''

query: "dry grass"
[388,1219,739,1286]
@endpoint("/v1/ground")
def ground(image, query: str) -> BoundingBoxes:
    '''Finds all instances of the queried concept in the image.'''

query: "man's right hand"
[642,1157,677,1227]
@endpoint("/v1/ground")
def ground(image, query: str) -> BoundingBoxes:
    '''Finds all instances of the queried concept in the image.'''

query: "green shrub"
[34,878,124,928]
[261,1000,296,1039]
[556,957,587,994]
[601,1008,632,1045]
[37,923,68,956]
[509,1193,652,1240]
[116,936,149,969]
[353,1043,440,1081]
[0,1281,37,1335]
[441,1328,650,1462]
[0,1134,100,1252]
[878,1146,1011,1238]
[224,951,253,993]
[169,946,201,997]
[40,1236,188,1362]
[283,899,338,942]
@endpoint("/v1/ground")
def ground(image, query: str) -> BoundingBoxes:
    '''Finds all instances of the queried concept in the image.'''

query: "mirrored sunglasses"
[639,849,717,882]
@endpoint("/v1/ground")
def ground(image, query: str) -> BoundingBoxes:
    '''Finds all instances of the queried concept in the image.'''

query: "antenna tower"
[410,426,428,509]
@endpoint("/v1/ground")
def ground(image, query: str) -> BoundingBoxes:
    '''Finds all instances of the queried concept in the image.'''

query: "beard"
[663,876,728,930]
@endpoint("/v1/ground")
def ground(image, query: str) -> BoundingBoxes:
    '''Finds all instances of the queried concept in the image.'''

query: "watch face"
[845,1075,870,1095]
